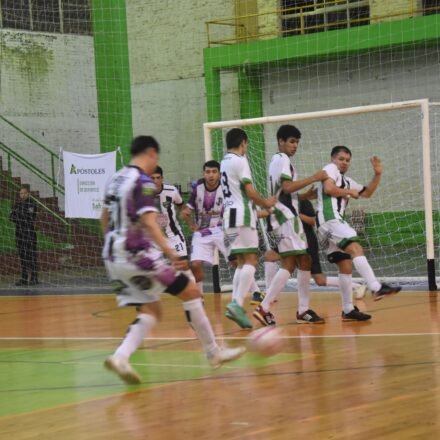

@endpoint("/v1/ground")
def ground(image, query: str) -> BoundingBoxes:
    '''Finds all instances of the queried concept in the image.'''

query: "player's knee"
[178,281,202,301]
[264,249,280,262]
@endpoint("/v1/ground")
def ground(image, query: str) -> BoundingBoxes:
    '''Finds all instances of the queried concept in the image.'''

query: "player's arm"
[256,208,271,219]
[324,178,360,199]
[299,185,317,200]
[359,156,382,198]
[140,211,176,260]
[180,206,199,231]
[299,213,315,227]
[100,207,109,235]
[282,170,328,194]
[243,182,276,209]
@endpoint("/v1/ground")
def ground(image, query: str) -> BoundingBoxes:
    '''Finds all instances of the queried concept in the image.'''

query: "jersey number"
[221,172,232,198]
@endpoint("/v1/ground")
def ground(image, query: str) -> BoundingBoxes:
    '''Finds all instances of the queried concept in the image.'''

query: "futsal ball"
[248,326,285,357]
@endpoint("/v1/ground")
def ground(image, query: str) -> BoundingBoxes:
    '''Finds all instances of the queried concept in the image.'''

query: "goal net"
[204,100,439,292]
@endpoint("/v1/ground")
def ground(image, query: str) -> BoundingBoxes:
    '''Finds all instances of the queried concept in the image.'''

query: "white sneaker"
[353,284,368,300]
[208,346,246,369]
[104,355,142,384]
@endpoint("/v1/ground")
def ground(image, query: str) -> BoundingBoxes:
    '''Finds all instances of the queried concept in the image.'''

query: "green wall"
[92,0,132,164]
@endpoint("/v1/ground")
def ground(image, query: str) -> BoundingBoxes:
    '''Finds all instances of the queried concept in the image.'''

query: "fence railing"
[206,0,439,46]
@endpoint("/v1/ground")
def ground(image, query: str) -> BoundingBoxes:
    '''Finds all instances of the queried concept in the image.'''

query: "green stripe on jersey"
[240,182,251,226]
[323,193,336,221]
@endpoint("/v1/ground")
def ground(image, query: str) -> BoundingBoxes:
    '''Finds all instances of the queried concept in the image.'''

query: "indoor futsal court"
[1,0,440,439]
[1,289,439,439]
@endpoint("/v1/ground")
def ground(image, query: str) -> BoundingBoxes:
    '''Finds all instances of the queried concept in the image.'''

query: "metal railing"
[206,0,440,46]
[0,115,64,197]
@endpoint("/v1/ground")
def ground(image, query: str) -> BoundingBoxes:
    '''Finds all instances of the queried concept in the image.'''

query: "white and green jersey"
[267,152,296,231]
[220,152,257,229]
[316,163,365,224]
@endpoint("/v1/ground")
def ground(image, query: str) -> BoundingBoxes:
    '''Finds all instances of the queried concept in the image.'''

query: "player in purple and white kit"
[101,136,245,384]
[181,160,228,296]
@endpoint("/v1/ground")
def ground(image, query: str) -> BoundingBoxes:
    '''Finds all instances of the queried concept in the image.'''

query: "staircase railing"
[0,141,64,196]
[0,114,63,197]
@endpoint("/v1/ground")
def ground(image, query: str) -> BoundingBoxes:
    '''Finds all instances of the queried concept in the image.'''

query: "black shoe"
[252,305,276,326]
[342,306,371,321]
[15,280,28,286]
[249,291,265,305]
[296,309,325,324]
[373,283,401,301]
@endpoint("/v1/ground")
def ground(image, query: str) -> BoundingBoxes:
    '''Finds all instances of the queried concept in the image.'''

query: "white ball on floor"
[353,284,367,299]
[248,326,285,357]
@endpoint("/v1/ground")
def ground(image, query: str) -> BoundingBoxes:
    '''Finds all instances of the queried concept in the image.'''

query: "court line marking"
[1,332,440,341]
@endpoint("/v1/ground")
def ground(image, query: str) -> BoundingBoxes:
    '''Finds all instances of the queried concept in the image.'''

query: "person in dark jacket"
[10,186,39,286]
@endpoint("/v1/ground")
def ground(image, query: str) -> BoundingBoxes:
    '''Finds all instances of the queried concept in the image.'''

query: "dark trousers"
[16,236,38,282]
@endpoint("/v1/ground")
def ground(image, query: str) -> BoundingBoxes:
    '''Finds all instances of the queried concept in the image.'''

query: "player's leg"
[175,275,246,367]
[223,227,258,329]
[190,232,214,295]
[296,253,325,324]
[330,253,371,322]
[103,262,163,384]
[345,241,401,300]
[321,219,400,301]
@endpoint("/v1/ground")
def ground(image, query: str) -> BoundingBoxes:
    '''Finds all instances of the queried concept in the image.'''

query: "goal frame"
[203,98,437,292]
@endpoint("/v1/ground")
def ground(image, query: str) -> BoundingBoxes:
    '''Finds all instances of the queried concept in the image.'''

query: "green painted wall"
[92,0,132,164]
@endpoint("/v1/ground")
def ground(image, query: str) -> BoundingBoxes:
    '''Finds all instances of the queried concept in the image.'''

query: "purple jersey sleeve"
[132,174,157,217]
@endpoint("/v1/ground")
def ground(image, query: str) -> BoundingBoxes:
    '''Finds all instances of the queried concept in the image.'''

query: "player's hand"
[190,224,199,232]
[301,185,317,200]
[264,196,277,209]
[313,170,328,182]
[347,189,360,199]
[172,259,189,271]
[163,248,179,262]
[370,156,383,175]
[257,209,271,218]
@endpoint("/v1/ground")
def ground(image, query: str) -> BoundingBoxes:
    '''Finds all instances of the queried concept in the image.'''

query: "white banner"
[63,151,116,219]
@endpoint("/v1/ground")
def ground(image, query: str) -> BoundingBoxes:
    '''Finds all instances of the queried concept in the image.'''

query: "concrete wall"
[0,30,99,199]
[127,0,234,188]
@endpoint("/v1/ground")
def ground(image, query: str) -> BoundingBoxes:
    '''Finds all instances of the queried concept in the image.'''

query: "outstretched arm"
[324,178,360,199]
[243,183,276,209]
[282,170,328,195]
[359,156,382,198]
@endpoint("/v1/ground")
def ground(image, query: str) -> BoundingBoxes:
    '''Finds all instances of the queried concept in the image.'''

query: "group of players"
[100,125,401,384]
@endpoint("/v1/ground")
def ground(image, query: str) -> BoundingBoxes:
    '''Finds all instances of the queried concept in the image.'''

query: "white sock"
[197,281,204,296]
[326,276,361,289]
[114,313,157,360]
[297,270,311,314]
[183,298,218,355]
[235,264,256,306]
[249,278,259,294]
[232,268,242,302]
[325,276,340,288]
[339,273,354,314]
[261,268,290,311]
[264,261,278,290]
[352,256,381,292]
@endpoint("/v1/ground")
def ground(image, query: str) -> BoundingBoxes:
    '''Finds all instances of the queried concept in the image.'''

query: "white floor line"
[1,332,440,341]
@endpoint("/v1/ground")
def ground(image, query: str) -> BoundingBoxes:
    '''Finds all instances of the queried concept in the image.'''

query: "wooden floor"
[0,290,439,439]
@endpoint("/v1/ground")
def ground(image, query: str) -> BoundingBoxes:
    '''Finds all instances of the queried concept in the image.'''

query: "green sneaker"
[225,300,253,329]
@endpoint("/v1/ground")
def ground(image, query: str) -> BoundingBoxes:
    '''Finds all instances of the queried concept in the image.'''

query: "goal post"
[204,99,438,292]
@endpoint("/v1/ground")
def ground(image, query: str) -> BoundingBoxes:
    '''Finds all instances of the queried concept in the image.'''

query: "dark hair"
[276,124,301,141]
[152,166,163,176]
[203,160,220,171]
[226,128,248,149]
[331,145,352,157]
[130,135,160,157]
